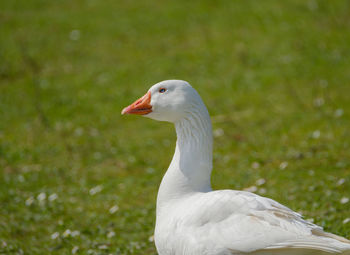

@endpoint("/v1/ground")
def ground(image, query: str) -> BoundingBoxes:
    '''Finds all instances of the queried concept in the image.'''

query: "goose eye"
[159,88,167,93]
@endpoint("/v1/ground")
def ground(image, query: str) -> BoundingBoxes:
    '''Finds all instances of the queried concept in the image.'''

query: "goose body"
[122,80,350,255]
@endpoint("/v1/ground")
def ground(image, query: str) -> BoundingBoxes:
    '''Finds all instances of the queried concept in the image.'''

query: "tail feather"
[255,232,350,254]
[248,248,350,255]
[312,229,350,244]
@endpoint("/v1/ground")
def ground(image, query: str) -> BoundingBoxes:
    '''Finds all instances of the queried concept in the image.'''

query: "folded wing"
[180,190,350,254]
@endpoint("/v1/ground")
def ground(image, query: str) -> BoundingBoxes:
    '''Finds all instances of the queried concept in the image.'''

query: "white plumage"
[122,80,350,255]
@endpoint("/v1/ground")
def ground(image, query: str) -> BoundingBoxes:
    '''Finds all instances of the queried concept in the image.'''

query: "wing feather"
[179,190,350,253]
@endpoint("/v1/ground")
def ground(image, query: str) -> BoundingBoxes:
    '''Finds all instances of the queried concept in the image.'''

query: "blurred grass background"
[1,0,350,254]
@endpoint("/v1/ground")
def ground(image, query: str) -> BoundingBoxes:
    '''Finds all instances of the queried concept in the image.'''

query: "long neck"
[157,103,213,209]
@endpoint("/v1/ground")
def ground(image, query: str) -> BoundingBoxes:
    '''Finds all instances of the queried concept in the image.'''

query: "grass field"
[1,0,350,254]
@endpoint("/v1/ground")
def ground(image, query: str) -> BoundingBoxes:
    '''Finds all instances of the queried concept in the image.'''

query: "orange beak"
[121,91,152,115]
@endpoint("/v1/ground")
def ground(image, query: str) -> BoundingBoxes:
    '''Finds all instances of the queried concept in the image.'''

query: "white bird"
[122,80,350,255]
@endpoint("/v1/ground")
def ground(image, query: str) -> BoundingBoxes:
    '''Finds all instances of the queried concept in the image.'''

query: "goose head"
[122,80,204,123]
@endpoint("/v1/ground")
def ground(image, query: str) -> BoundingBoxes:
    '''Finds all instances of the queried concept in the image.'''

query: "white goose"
[122,80,350,255]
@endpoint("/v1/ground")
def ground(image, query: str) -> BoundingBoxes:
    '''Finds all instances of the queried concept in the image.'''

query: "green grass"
[1,0,350,254]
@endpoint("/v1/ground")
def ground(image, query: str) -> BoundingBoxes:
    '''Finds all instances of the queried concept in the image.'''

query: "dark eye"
[159,88,166,93]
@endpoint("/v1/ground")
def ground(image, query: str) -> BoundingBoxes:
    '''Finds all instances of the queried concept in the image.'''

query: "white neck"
[156,103,213,211]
